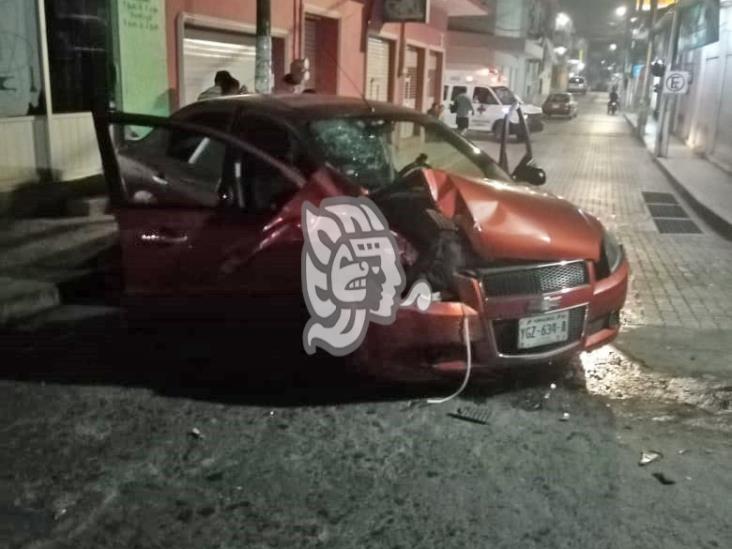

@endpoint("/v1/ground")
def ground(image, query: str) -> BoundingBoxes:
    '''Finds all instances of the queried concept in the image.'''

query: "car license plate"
[517,311,570,349]
[552,103,561,108]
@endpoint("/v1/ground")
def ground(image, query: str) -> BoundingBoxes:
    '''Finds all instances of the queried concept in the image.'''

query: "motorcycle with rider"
[608,86,619,115]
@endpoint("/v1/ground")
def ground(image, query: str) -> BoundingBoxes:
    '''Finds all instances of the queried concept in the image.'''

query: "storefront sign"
[677,0,719,52]
[382,0,430,23]
[115,0,169,115]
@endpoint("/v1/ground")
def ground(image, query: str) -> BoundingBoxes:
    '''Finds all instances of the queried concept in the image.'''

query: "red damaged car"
[93,95,628,380]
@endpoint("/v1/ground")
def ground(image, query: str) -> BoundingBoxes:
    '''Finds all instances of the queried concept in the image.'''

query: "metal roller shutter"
[366,36,391,102]
[426,51,440,108]
[403,46,419,109]
[304,17,318,90]
[182,26,256,106]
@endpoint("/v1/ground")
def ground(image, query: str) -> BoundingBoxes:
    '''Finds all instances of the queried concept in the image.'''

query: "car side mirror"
[513,163,546,186]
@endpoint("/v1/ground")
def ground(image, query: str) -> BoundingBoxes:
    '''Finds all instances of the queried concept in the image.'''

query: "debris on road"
[449,407,491,425]
[639,450,663,466]
[559,412,571,422]
[53,508,67,521]
[652,472,676,485]
[189,427,204,440]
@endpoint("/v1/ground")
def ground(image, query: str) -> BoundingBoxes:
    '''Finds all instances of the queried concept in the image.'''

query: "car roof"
[174,94,424,122]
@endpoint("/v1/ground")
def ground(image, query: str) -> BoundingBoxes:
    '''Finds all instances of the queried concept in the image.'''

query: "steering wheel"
[370,153,432,203]
[396,153,431,181]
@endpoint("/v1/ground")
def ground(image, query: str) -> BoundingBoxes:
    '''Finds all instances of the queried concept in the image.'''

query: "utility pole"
[255,0,272,93]
[637,0,657,140]
[621,2,635,108]
[655,2,680,157]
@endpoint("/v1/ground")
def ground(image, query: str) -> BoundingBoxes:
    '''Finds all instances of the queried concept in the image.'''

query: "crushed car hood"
[423,170,604,262]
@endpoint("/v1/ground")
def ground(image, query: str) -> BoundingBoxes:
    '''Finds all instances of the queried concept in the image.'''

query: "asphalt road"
[1,95,731,549]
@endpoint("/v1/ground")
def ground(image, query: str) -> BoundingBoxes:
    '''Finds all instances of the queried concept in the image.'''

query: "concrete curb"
[0,277,60,325]
[623,113,732,241]
[653,159,732,241]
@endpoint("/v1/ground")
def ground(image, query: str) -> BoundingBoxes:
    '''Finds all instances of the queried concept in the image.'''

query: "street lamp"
[554,46,568,56]
[556,12,572,29]
[615,5,627,17]
[609,43,618,51]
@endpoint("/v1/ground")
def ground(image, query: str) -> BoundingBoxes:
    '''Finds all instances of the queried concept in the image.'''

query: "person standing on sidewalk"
[453,92,474,135]
[427,102,445,121]
[198,71,235,101]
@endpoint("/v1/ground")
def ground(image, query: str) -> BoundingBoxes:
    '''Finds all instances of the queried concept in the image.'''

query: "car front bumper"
[357,258,629,378]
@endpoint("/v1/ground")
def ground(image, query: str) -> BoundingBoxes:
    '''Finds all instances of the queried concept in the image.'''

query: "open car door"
[93,111,308,320]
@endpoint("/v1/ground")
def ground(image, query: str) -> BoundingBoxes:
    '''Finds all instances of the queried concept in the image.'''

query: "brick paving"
[478,94,732,331]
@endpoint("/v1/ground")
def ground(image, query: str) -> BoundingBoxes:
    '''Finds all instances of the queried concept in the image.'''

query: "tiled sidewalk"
[625,111,732,238]
[480,96,732,331]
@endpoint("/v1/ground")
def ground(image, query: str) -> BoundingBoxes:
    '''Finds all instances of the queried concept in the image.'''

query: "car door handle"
[151,173,168,186]
[139,231,189,245]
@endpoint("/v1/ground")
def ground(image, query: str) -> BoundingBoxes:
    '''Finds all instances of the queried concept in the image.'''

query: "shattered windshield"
[309,117,509,190]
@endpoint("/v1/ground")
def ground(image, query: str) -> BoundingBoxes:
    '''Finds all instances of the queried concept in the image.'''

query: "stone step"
[0,277,60,325]
[66,196,110,218]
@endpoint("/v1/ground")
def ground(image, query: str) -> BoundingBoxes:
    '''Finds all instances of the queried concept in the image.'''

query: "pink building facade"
[164,0,487,111]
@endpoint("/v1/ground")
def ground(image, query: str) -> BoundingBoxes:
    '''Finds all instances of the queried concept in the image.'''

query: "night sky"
[559,0,630,40]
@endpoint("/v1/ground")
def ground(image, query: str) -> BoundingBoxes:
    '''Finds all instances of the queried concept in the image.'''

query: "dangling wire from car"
[427,305,472,404]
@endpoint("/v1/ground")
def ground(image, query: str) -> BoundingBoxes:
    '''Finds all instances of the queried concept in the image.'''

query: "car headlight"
[602,231,624,275]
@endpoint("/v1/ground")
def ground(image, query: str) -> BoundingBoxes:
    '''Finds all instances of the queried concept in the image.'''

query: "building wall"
[372,3,448,112]
[0,0,105,195]
[164,0,376,106]
[445,0,552,104]
[2,0,451,197]
[674,3,732,171]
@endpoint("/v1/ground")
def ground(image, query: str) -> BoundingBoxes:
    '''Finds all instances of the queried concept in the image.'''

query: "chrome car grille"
[479,260,589,297]
[493,306,586,355]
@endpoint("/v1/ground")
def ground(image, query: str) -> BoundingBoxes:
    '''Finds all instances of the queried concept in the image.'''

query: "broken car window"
[114,123,228,208]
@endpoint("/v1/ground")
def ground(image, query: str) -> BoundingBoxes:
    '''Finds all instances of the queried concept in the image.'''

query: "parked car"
[93,95,628,381]
[542,92,578,118]
[443,71,544,139]
[567,76,588,95]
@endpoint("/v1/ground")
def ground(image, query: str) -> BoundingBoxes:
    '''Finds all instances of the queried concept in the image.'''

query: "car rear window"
[549,94,570,102]
[569,77,585,84]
